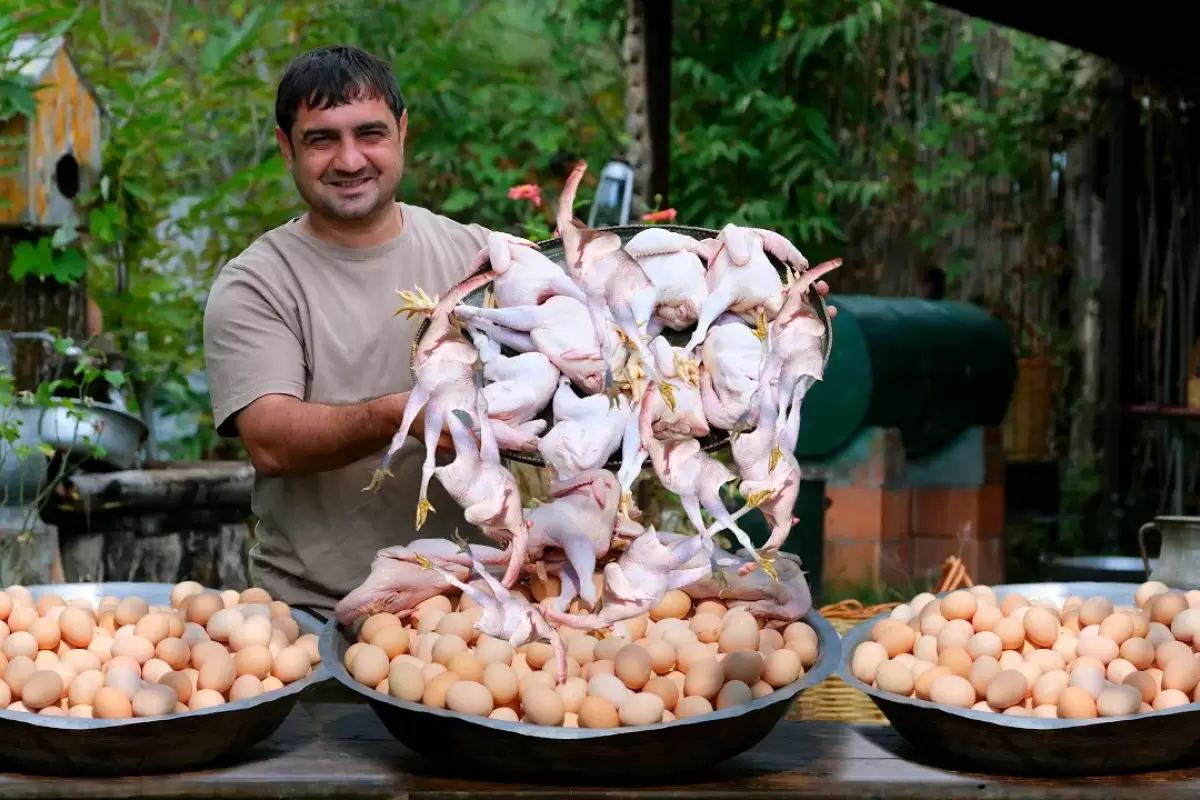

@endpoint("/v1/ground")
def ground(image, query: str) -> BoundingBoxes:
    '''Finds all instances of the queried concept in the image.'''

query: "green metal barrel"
[793,296,1017,461]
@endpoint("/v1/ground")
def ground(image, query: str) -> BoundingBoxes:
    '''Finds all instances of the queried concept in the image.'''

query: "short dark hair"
[275,45,406,139]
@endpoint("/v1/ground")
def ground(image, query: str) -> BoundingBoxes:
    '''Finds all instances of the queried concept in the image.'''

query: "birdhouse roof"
[5,34,104,112]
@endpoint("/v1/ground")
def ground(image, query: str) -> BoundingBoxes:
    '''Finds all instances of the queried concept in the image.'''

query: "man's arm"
[232,393,452,478]
[232,393,402,478]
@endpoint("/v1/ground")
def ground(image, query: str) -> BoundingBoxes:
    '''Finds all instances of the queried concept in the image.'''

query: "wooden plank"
[61,463,254,512]
[4,702,1200,798]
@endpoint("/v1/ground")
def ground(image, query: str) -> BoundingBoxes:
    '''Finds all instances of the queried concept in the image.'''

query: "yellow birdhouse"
[0,35,103,229]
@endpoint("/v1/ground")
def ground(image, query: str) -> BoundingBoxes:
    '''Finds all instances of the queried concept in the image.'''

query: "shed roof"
[5,34,104,110]
[930,1,1193,78]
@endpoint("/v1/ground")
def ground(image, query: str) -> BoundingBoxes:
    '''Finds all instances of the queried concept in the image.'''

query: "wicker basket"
[790,555,976,724]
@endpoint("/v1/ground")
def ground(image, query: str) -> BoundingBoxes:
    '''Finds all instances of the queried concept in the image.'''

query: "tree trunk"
[624,0,651,204]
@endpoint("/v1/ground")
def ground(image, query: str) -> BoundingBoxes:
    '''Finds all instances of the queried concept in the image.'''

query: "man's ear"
[398,108,408,142]
[275,127,294,170]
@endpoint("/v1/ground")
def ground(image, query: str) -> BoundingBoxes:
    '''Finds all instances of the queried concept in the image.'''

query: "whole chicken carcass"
[623,228,714,331]
[730,379,802,562]
[682,548,812,629]
[615,336,709,509]
[556,162,664,389]
[525,469,621,612]
[369,271,495,525]
[537,377,631,481]
[431,394,530,588]
[333,538,511,626]
[415,539,567,683]
[699,313,768,431]
[542,526,713,632]
[762,258,843,428]
[481,230,588,308]
[682,223,810,353]
[467,327,557,453]
[635,383,770,577]
[455,295,621,395]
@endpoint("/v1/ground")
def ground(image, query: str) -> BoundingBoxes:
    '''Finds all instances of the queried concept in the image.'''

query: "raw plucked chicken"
[339,164,842,723]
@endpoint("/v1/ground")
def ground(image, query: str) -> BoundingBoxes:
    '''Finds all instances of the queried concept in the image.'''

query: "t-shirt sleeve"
[203,265,307,438]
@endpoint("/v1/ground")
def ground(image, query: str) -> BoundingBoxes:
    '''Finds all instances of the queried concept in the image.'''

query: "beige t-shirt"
[203,203,491,615]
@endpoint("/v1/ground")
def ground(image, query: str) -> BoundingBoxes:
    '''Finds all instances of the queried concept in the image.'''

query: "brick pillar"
[908,428,1007,586]
[816,428,912,592]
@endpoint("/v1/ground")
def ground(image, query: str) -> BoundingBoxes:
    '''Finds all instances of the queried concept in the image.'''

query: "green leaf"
[36,443,55,458]
[48,247,87,285]
[441,188,479,213]
[102,370,127,389]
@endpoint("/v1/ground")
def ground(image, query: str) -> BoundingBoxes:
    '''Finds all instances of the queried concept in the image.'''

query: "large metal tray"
[412,223,834,469]
[319,607,840,783]
[0,582,329,776]
[838,581,1200,776]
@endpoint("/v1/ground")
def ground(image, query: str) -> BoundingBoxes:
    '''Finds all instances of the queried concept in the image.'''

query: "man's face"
[276,94,407,223]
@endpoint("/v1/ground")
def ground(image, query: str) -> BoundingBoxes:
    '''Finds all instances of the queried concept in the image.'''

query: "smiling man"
[202,46,490,618]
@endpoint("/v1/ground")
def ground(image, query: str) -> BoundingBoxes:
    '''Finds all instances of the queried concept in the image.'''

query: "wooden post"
[1102,69,1140,528]
[643,0,673,207]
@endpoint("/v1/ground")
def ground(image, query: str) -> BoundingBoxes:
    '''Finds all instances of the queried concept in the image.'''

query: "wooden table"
[3,696,1200,799]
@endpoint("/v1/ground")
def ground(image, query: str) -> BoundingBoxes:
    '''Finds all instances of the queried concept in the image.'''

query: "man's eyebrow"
[300,121,390,140]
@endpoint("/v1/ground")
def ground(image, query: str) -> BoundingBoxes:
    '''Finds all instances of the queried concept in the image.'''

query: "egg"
[556,676,589,713]
[273,646,312,684]
[717,624,758,654]
[104,665,144,699]
[111,635,155,665]
[524,686,566,726]
[588,673,632,707]
[20,671,63,710]
[1032,669,1069,706]
[689,613,723,644]
[158,670,193,704]
[132,684,177,717]
[1123,670,1158,703]
[650,590,691,621]
[937,646,973,679]
[1021,607,1057,648]
[614,644,652,690]
[115,596,151,627]
[93,686,134,718]
[170,582,205,609]
[1153,688,1190,710]
[577,695,620,728]
[1055,686,1097,718]
[1068,665,1107,700]
[940,591,978,622]
[1151,592,1189,627]
[851,641,888,683]
[141,658,173,684]
[1162,654,1200,693]
[984,670,1028,710]
[229,616,273,652]
[1095,684,1141,717]
[1000,594,1030,616]
[59,607,96,648]
[445,680,494,717]
[2,631,36,660]
[198,652,237,694]
[992,617,1025,651]
[421,672,460,708]
[1155,640,1193,669]
[643,675,679,711]
[188,688,227,710]
[927,674,974,708]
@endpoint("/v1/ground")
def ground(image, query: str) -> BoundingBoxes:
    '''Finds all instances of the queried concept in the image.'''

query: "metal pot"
[37,402,148,470]
[0,405,48,507]
[1140,515,1200,589]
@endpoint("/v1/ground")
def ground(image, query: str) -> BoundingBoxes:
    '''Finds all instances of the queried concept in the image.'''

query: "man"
[203,45,488,618]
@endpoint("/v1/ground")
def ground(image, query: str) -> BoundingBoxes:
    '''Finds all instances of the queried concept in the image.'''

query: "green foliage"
[1,334,128,539]
[1,0,1095,461]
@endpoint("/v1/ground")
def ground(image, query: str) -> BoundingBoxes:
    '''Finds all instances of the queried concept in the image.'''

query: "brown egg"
[447,651,485,683]
[914,666,953,701]
[196,651,236,694]
[93,686,134,718]
[577,695,620,727]
[188,688,227,710]
[929,674,975,708]
[1135,581,1169,609]
[110,635,155,666]
[1122,670,1158,704]
[937,646,973,679]
[614,645,652,690]
[228,645,271,681]
[985,670,1028,710]
[2,631,36,661]
[294,633,320,666]
[58,607,95,649]
[228,616,273,652]
[20,671,63,710]
[26,617,58,652]
[1077,596,1114,627]
[649,590,691,621]
[158,671,193,704]
[1075,635,1119,665]
[999,594,1030,616]
[1106,658,1137,684]
[1150,592,1189,627]
[1162,655,1200,693]
[1153,688,1190,711]
[642,674,679,711]
[619,691,665,725]
[524,686,566,726]
[1117,637,1154,671]
[34,593,64,616]
[940,591,978,622]
[170,582,204,609]
[269,645,309,684]
[141,658,173,684]
[131,684,177,717]
[689,613,723,644]
[683,658,724,700]
[871,660,911,696]
[964,654,999,698]
[1156,640,1194,670]
[1054,686,1096,718]
[7,606,36,633]
[1031,669,1069,706]
[717,623,758,654]
[114,596,151,627]
[912,634,938,664]
[1068,665,1107,700]
[4,655,36,698]
[851,641,888,684]
[556,676,588,713]
[1095,684,1141,718]
[990,617,1023,651]
[204,609,244,643]
[444,680,493,717]
[1020,608,1057,649]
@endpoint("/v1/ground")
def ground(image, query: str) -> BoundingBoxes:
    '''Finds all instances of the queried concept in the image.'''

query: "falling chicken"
[339,168,841,720]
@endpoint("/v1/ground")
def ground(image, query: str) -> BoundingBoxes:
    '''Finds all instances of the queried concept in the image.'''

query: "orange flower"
[642,208,677,222]
[507,184,542,207]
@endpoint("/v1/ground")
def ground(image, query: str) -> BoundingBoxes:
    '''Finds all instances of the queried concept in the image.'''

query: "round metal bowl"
[319,608,840,783]
[412,223,834,469]
[0,582,329,776]
[838,581,1200,777]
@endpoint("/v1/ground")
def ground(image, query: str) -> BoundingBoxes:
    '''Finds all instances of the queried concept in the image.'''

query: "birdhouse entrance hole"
[54,153,80,200]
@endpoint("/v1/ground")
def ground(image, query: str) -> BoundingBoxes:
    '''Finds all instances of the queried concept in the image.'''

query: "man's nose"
[333,140,368,173]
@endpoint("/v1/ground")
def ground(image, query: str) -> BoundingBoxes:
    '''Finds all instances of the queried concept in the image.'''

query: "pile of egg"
[343,582,818,728]
[850,581,1200,719]
[0,582,321,719]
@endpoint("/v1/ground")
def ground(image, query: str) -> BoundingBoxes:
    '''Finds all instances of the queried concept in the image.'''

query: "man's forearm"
[236,393,406,478]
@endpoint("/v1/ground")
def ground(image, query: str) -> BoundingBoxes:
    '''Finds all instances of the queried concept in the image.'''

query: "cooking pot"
[37,402,147,470]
